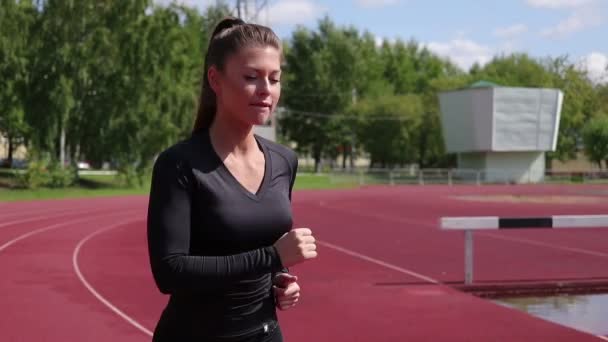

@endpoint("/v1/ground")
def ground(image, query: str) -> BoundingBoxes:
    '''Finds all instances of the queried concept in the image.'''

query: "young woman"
[146,17,317,342]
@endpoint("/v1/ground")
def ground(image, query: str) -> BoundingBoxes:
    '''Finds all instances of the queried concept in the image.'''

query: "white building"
[438,82,563,183]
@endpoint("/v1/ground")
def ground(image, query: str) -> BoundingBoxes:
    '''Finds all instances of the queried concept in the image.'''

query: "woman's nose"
[256,79,271,96]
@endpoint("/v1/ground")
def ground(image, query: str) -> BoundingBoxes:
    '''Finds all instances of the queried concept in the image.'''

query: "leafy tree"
[0,0,36,167]
[582,114,608,170]
[353,94,423,168]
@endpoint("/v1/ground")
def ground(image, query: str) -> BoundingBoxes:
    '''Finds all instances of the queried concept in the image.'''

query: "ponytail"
[193,17,245,132]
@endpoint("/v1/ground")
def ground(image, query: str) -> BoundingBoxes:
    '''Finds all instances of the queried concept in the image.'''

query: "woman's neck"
[208,112,258,159]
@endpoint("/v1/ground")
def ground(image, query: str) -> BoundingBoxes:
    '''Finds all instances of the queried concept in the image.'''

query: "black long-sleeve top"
[146,127,297,341]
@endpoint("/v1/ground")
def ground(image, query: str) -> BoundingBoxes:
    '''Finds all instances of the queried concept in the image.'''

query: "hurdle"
[440,215,608,285]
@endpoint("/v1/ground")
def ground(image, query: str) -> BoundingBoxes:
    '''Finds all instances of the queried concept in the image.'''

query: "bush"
[16,159,78,189]
[16,160,51,189]
[47,163,78,188]
[116,164,149,188]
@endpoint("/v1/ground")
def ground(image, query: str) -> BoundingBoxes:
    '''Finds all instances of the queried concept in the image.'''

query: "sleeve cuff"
[268,245,286,273]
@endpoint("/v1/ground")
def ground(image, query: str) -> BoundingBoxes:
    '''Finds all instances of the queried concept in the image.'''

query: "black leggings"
[240,322,283,342]
[259,325,283,342]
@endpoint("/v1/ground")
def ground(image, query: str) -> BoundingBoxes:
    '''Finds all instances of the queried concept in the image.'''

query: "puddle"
[493,293,608,336]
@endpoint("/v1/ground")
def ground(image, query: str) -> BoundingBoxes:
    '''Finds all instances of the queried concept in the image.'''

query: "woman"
[146,17,317,342]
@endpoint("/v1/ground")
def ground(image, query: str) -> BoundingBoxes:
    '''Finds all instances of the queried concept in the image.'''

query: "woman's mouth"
[250,102,272,108]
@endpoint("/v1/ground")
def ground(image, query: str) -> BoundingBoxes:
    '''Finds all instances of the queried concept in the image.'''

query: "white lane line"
[317,240,440,285]
[2,206,85,220]
[73,219,153,337]
[318,201,428,229]
[0,211,134,252]
[317,199,608,341]
[320,201,608,259]
[0,208,114,229]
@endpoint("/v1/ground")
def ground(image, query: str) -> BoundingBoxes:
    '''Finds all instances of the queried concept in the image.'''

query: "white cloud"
[267,0,326,26]
[578,52,608,84]
[540,9,603,38]
[355,0,400,8]
[525,0,595,9]
[426,39,493,71]
[494,24,528,38]
[374,35,397,47]
[375,35,383,47]
[154,0,213,11]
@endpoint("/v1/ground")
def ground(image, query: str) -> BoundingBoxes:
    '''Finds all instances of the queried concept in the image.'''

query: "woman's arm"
[146,150,285,295]
[272,151,298,280]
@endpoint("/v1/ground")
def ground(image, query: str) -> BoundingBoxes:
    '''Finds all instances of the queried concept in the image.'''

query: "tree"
[582,114,608,170]
[546,56,600,163]
[352,94,423,168]
[281,17,361,172]
[470,53,553,88]
[26,0,127,167]
[0,0,36,167]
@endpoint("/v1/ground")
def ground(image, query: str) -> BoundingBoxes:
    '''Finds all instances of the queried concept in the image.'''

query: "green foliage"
[280,17,458,171]
[47,162,78,188]
[0,0,35,165]
[582,114,608,169]
[4,1,233,187]
[15,156,77,189]
[353,94,423,168]
[116,164,145,188]
[16,159,51,189]
[2,2,607,184]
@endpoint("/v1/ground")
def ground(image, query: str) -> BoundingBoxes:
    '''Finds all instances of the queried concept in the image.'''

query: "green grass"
[2,168,606,202]
[0,186,151,202]
[0,172,357,202]
[294,173,358,190]
[0,170,152,202]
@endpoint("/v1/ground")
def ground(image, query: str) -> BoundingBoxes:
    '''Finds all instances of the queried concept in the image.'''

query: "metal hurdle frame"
[440,215,608,285]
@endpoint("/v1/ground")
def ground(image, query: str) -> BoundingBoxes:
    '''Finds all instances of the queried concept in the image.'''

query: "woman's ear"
[208,65,221,96]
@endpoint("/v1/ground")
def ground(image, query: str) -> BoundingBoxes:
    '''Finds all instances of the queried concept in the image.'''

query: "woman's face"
[211,45,281,127]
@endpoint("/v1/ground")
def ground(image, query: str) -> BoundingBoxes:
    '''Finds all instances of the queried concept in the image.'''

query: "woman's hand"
[273,228,317,267]
[273,273,300,311]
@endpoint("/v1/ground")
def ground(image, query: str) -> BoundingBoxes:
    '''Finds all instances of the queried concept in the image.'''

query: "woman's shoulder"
[256,135,297,166]
[153,134,200,168]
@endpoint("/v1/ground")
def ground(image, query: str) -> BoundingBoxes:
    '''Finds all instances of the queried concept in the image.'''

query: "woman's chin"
[251,112,271,126]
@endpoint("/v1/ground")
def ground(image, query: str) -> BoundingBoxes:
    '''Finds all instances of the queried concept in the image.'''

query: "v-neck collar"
[198,128,271,202]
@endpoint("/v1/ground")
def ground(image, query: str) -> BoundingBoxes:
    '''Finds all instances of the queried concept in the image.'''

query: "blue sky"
[160,0,608,82]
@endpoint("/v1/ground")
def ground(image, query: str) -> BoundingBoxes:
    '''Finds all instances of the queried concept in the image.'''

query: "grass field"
[0,171,356,202]
[2,167,606,202]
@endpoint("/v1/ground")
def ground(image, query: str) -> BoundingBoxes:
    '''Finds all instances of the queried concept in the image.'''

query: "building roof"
[468,80,501,88]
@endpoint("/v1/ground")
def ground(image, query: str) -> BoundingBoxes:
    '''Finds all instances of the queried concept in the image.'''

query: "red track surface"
[1,185,607,341]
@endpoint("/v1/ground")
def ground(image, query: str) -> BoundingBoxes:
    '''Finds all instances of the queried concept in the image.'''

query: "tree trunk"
[313,146,322,173]
[7,135,14,168]
[60,125,66,169]
[418,127,427,169]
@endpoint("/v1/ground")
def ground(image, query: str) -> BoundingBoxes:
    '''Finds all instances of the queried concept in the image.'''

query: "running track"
[1,184,607,341]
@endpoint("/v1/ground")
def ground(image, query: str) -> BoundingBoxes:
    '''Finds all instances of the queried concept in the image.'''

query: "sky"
[157,0,608,83]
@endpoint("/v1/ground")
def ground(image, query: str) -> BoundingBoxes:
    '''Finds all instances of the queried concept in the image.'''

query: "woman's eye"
[244,75,256,80]
[270,79,280,84]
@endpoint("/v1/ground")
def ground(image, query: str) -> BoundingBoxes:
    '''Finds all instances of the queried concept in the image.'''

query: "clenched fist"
[273,228,317,267]
[273,273,300,311]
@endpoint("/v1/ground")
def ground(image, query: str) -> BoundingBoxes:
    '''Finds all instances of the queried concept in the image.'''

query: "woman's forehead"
[230,46,282,71]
